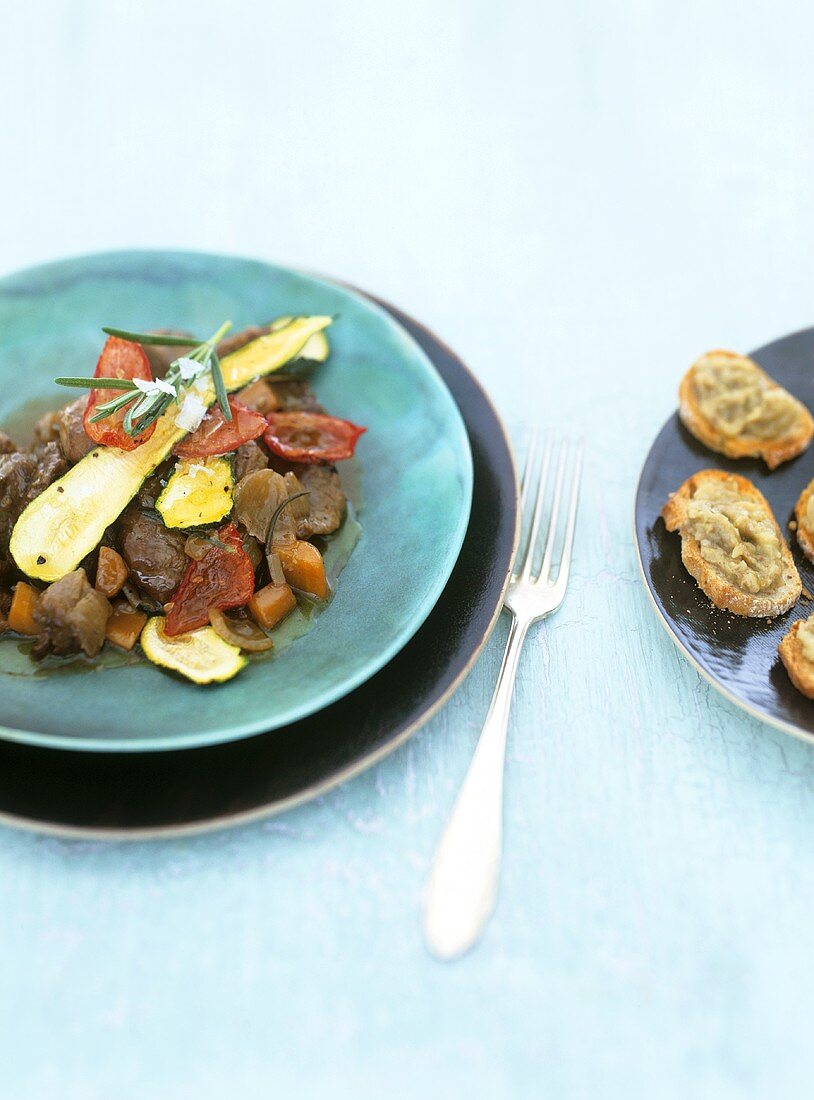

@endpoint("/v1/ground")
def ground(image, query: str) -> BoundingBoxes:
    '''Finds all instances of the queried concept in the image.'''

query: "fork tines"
[513,435,583,590]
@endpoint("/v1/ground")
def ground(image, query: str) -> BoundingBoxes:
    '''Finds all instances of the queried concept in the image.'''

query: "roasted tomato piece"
[164,523,255,636]
[263,412,366,464]
[83,335,156,451]
[174,399,266,459]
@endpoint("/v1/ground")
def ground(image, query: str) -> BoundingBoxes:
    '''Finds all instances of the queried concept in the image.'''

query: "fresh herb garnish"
[53,321,233,439]
[209,352,231,421]
[101,328,199,346]
[53,376,139,390]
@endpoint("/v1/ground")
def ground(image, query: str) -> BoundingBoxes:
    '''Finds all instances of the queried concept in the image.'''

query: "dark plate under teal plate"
[635,327,814,742]
[0,298,517,836]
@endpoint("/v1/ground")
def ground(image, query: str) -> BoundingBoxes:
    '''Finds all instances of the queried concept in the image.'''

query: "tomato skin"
[263,412,366,464]
[164,523,255,636]
[174,399,266,459]
[84,336,156,451]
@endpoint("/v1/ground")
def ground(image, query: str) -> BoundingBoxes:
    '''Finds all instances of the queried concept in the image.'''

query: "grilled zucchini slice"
[11,316,331,582]
[156,456,234,529]
[140,617,246,684]
[271,316,329,365]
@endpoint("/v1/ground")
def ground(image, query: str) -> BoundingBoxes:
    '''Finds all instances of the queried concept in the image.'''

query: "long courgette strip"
[10,316,332,582]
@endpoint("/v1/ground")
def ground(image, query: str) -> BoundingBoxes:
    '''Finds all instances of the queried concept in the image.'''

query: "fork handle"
[422,612,530,959]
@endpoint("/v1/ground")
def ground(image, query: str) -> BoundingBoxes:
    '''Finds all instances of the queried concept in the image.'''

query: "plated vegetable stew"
[0,316,366,684]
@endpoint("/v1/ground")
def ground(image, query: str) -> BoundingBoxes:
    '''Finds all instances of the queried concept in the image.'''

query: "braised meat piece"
[136,463,174,511]
[0,453,37,561]
[0,444,67,558]
[0,431,17,454]
[118,508,188,602]
[269,380,324,413]
[30,442,67,497]
[33,409,61,444]
[294,465,346,538]
[58,397,94,464]
[234,440,268,482]
[32,569,111,659]
[235,378,279,415]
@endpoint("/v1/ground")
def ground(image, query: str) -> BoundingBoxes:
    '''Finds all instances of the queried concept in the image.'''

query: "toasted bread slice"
[794,478,814,562]
[662,469,801,617]
[779,617,814,699]
[679,350,813,469]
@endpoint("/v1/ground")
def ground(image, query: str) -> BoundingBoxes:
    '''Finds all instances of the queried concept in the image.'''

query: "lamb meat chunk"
[268,380,324,413]
[136,461,175,511]
[34,409,61,444]
[58,397,94,464]
[294,465,346,538]
[32,569,111,659]
[0,431,17,454]
[233,440,269,482]
[0,452,39,555]
[29,442,67,497]
[118,507,188,603]
[0,444,68,565]
[217,324,272,359]
[235,378,279,415]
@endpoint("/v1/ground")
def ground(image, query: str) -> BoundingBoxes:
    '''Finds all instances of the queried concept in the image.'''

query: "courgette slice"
[11,316,331,582]
[271,316,329,364]
[140,616,246,684]
[156,456,234,529]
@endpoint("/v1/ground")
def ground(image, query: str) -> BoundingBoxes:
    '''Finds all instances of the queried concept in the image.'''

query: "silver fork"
[422,436,584,960]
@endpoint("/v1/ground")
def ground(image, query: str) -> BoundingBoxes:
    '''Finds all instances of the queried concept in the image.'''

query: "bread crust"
[794,479,814,563]
[678,349,813,469]
[779,619,814,699]
[662,469,801,617]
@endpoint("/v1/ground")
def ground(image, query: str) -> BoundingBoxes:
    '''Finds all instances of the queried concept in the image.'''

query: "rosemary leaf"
[54,376,138,390]
[102,328,199,346]
[88,391,140,422]
[210,352,232,421]
[131,398,171,435]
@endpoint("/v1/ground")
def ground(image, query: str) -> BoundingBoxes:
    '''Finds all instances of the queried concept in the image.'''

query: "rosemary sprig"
[53,320,233,439]
[88,390,144,423]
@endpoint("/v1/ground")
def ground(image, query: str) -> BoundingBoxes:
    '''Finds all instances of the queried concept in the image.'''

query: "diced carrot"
[248,583,297,630]
[95,546,129,598]
[8,582,39,636]
[276,541,328,599]
[105,606,148,651]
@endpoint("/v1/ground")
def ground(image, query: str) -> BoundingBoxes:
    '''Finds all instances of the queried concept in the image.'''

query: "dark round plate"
[0,294,518,837]
[635,326,814,742]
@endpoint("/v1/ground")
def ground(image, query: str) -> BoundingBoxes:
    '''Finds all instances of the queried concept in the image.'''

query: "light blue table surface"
[3,2,814,1097]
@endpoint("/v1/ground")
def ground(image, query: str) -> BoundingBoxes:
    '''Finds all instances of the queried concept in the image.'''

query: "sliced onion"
[267,551,286,587]
[208,608,274,652]
[243,536,263,569]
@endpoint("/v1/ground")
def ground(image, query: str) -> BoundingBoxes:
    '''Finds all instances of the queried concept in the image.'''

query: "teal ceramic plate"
[0,251,473,751]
